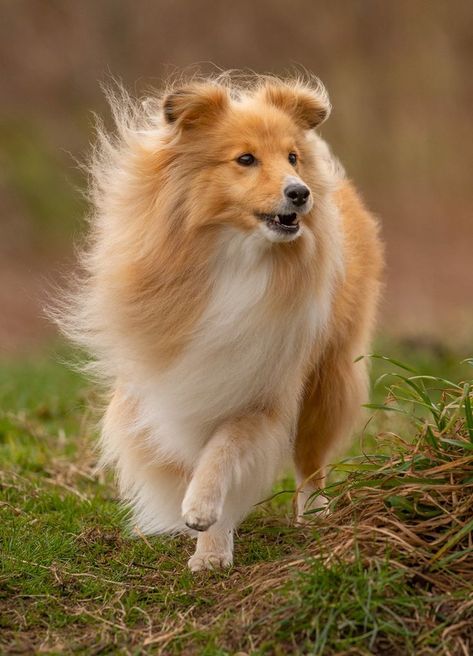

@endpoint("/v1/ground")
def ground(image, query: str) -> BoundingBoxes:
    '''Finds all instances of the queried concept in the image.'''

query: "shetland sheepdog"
[60,74,383,571]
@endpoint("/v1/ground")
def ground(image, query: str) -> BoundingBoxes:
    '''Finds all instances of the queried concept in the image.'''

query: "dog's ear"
[163,83,229,129]
[261,80,331,129]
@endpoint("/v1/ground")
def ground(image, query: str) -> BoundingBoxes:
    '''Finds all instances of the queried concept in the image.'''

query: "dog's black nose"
[284,183,310,207]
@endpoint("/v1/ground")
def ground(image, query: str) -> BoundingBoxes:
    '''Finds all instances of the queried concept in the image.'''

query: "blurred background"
[1,0,472,358]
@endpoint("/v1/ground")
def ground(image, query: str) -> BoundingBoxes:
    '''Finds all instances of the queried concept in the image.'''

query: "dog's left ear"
[163,82,229,129]
[261,80,331,129]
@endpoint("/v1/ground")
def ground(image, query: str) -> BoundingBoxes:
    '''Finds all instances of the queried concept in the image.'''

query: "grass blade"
[463,383,473,443]
[366,353,418,373]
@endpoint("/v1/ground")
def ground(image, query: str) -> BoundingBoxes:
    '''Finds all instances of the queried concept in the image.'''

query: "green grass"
[1,343,472,654]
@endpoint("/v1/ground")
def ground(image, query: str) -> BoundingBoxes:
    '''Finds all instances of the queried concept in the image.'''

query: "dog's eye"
[236,153,256,166]
[288,152,298,166]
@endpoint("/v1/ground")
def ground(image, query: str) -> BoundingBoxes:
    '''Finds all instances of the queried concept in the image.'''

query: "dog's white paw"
[181,495,222,532]
[188,551,233,572]
[296,493,330,524]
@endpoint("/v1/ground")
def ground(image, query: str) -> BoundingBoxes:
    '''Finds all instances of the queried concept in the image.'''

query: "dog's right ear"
[163,83,229,129]
[260,79,331,130]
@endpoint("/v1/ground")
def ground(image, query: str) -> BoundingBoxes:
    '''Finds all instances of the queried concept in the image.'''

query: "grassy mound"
[1,348,472,654]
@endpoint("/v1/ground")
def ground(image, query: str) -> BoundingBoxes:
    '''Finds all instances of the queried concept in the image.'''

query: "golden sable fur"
[61,74,383,571]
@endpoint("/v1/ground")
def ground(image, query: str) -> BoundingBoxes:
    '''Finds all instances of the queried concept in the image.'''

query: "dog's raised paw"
[182,508,219,532]
[188,551,233,572]
[181,495,222,532]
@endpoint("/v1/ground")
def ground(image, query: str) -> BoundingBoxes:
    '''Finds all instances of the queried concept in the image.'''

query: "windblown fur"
[59,73,383,571]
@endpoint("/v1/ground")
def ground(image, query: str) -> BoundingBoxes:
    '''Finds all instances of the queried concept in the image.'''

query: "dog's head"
[161,77,331,243]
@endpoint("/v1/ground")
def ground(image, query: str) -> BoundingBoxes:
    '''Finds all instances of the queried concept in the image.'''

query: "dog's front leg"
[182,412,289,571]
[187,523,234,572]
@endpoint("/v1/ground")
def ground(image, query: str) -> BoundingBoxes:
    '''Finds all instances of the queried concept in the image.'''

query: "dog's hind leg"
[101,388,190,534]
[181,410,290,570]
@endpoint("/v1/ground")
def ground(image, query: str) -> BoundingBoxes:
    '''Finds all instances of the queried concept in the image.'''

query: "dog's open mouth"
[256,212,300,234]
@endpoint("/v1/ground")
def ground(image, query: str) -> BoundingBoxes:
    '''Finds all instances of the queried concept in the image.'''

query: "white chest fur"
[130,229,325,467]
